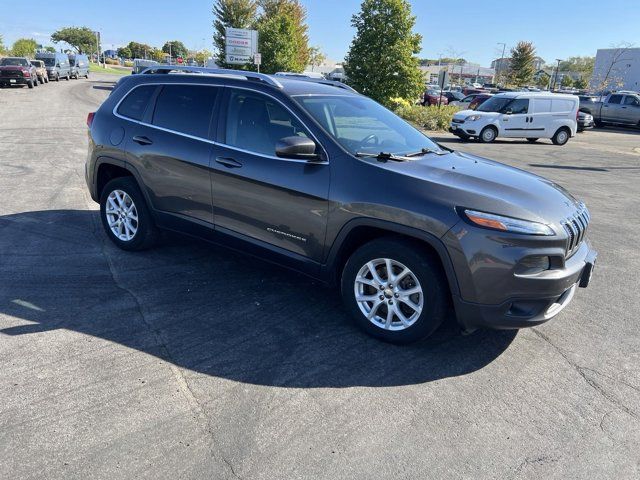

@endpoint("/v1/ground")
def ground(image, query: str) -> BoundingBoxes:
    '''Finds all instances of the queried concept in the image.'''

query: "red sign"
[177,57,183,64]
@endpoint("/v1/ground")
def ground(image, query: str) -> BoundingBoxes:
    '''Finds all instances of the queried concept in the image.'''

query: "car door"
[621,95,640,124]
[601,94,624,123]
[500,98,530,137]
[210,87,330,262]
[122,83,220,225]
[529,97,552,137]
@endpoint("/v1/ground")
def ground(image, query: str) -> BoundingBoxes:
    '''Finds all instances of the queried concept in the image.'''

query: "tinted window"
[608,94,623,104]
[225,90,310,156]
[508,99,529,114]
[624,96,640,106]
[117,85,156,121]
[152,85,218,138]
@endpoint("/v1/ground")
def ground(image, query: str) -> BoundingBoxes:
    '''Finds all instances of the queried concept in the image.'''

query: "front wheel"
[99,177,159,251]
[552,128,570,146]
[27,79,34,89]
[479,126,497,143]
[341,238,448,344]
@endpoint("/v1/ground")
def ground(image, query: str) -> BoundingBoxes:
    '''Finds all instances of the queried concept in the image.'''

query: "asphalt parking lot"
[1,74,639,479]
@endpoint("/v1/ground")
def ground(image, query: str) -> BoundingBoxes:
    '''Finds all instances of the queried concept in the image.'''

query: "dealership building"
[420,63,495,84]
[590,47,640,91]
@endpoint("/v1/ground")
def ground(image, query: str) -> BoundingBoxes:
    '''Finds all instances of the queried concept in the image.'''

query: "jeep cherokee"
[85,67,597,344]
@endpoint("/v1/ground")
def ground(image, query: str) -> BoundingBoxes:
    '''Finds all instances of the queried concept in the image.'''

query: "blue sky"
[1,0,638,65]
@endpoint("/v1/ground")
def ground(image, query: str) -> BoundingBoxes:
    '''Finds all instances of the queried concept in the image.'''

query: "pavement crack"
[531,328,638,420]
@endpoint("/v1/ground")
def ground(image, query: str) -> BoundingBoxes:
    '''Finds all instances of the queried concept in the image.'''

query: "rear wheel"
[526,138,539,142]
[341,238,448,344]
[552,128,570,146]
[99,177,159,251]
[55,74,60,82]
[479,126,497,143]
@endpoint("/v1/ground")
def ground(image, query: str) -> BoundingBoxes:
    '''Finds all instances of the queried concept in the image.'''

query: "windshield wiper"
[404,147,448,157]
[355,151,406,162]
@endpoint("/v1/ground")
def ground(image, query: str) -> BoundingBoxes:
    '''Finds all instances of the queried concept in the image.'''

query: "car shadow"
[0,209,516,388]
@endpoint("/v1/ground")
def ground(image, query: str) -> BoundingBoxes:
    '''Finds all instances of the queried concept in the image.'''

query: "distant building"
[491,56,545,74]
[590,47,640,91]
[103,49,118,59]
[420,64,495,85]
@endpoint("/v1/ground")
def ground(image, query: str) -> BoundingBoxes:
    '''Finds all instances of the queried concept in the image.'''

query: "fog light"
[515,256,550,275]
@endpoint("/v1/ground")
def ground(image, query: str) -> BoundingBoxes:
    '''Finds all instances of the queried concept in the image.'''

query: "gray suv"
[85,67,597,344]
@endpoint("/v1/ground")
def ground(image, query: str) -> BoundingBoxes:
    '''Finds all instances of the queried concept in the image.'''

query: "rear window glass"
[152,85,218,138]
[117,85,156,121]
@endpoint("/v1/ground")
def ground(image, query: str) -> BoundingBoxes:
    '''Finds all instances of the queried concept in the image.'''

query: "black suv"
[86,67,597,343]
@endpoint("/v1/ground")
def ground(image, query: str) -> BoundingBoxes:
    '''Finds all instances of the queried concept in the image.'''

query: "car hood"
[390,150,581,225]
[453,110,499,120]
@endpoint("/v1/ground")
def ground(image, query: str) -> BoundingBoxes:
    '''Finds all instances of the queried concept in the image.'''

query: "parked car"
[69,54,89,79]
[422,89,448,106]
[0,57,38,88]
[450,93,485,108]
[450,92,578,144]
[35,52,71,81]
[577,111,594,132]
[443,91,465,103]
[468,93,493,110]
[30,60,49,84]
[579,92,640,127]
[85,69,596,344]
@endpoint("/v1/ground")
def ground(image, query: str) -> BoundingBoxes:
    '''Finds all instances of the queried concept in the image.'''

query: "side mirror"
[503,108,513,115]
[275,136,320,161]
[56,64,60,68]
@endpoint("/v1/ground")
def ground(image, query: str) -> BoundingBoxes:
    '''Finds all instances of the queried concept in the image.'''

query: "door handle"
[132,135,153,145]
[215,157,242,168]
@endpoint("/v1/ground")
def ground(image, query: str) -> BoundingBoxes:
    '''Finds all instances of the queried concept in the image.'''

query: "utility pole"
[553,58,562,91]
[497,42,506,84]
[168,42,172,65]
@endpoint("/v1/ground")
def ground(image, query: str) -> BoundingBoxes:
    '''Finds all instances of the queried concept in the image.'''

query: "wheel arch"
[94,158,153,212]
[322,218,460,297]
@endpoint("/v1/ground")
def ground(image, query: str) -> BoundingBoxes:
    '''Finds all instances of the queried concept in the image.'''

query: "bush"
[105,58,119,65]
[394,104,460,131]
[123,60,133,67]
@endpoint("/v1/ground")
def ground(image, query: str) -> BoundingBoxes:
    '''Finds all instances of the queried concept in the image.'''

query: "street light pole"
[497,42,506,84]
[553,58,562,91]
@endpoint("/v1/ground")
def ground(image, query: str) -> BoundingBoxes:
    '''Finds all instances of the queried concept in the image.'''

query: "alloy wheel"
[105,189,139,241]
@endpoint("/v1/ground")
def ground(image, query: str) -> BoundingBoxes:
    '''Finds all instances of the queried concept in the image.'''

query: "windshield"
[0,58,29,67]
[40,58,56,66]
[476,96,512,112]
[294,95,442,156]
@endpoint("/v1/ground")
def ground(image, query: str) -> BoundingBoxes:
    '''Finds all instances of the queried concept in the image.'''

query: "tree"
[11,38,38,57]
[51,27,96,54]
[508,41,536,86]
[0,34,6,55]
[257,0,310,73]
[561,75,574,88]
[44,46,56,53]
[194,49,213,66]
[344,0,423,105]
[162,41,188,59]
[573,76,588,90]
[117,46,132,59]
[308,46,326,71]
[212,0,258,69]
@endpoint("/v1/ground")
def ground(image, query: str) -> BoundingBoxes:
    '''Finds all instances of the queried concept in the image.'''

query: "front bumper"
[449,122,478,136]
[0,76,28,85]
[443,222,597,330]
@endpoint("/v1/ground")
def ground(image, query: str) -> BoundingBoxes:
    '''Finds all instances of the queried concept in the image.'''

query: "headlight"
[463,209,555,236]
[465,114,482,121]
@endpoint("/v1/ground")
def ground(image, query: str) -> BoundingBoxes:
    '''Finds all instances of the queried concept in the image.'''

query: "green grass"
[89,63,131,75]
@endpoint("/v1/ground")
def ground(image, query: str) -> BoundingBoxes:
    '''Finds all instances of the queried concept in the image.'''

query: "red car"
[468,93,493,110]
[421,89,449,106]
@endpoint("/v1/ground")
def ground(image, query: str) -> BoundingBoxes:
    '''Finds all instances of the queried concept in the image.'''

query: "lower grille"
[562,203,590,257]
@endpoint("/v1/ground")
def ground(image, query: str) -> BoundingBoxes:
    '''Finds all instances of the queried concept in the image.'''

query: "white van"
[449,92,578,145]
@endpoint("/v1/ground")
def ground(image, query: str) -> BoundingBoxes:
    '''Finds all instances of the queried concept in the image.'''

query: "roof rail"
[273,74,358,93]
[139,65,283,89]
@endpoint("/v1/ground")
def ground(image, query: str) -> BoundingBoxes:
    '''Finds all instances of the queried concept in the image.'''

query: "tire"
[55,75,59,82]
[526,138,539,142]
[594,120,603,128]
[66,75,69,81]
[99,177,159,251]
[479,126,497,143]
[27,79,34,89]
[552,127,570,146]
[340,238,448,344]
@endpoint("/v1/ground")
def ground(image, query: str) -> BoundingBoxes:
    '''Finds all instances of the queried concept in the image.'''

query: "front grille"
[1,70,22,78]
[562,203,590,257]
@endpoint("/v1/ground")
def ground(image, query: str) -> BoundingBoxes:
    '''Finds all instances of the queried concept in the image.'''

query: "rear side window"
[551,99,575,113]
[152,85,218,138]
[608,94,623,104]
[117,85,156,121]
